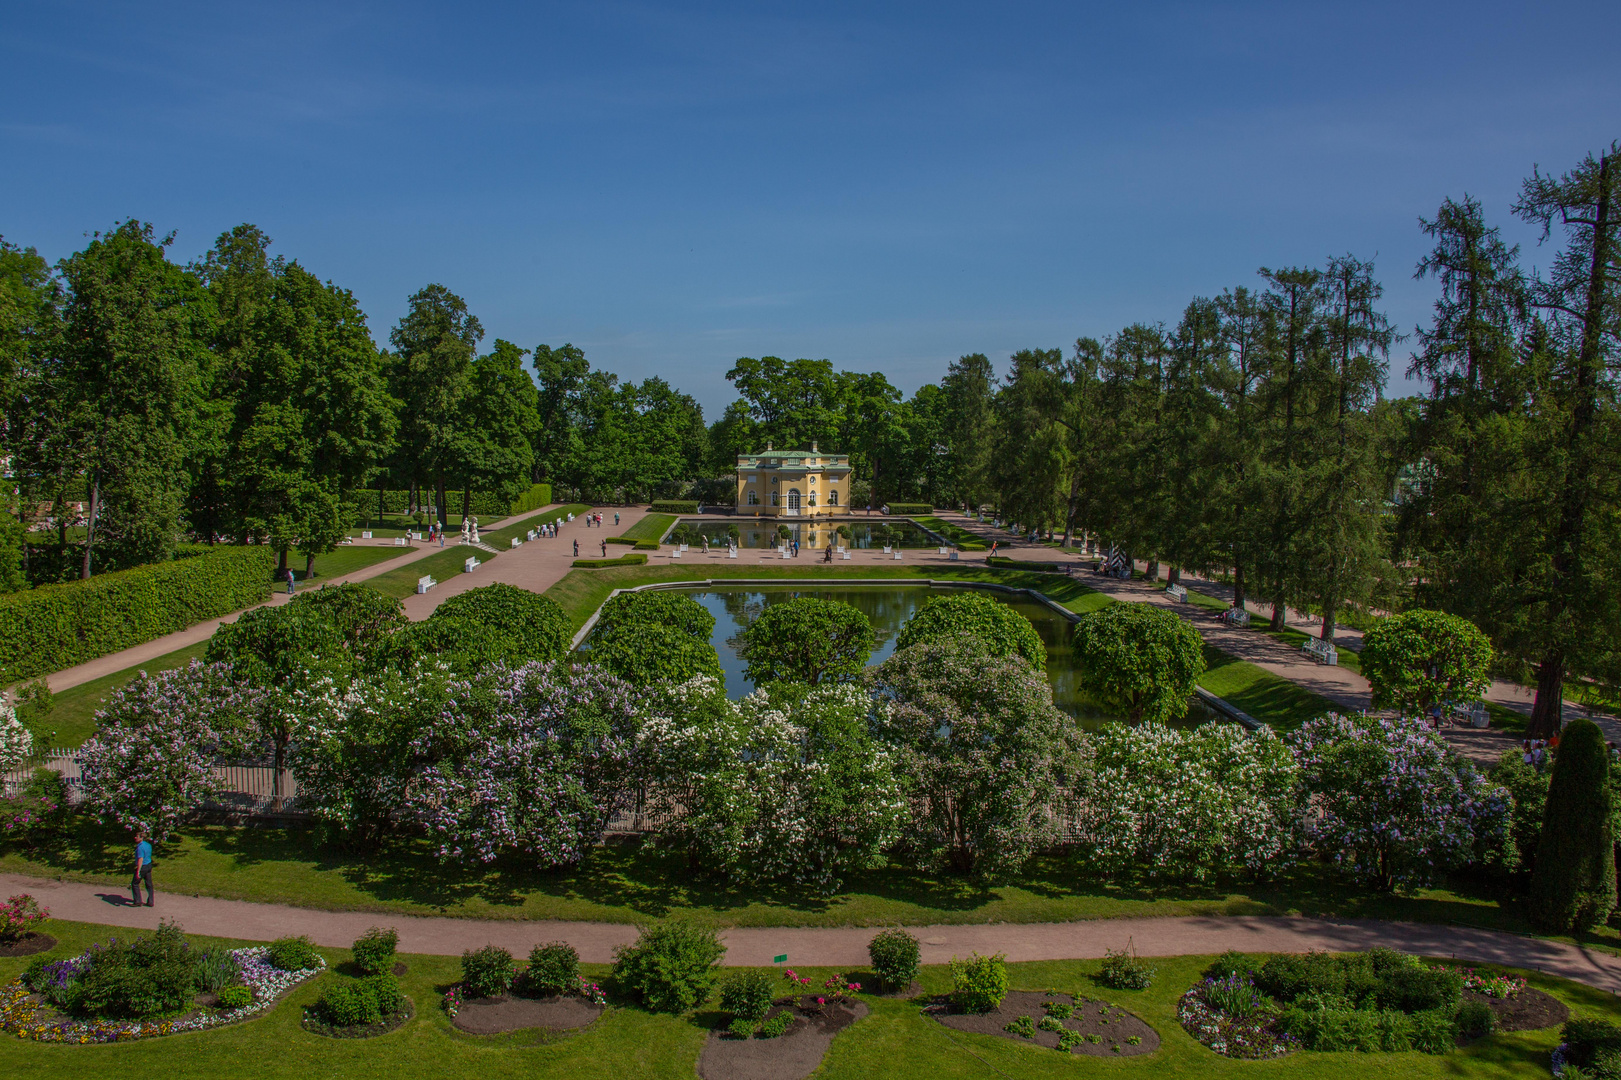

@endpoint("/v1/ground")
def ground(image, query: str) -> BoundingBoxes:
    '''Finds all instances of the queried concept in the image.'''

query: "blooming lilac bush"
[1289,713,1511,891]
[645,677,906,893]
[1081,722,1300,880]
[77,662,261,839]
[407,661,643,868]
[0,702,35,771]
[868,637,1089,877]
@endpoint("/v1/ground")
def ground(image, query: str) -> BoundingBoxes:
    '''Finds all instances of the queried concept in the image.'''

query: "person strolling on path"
[614,512,620,527]
[600,539,608,557]
[131,829,154,907]
[573,538,579,557]
[284,568,295,596]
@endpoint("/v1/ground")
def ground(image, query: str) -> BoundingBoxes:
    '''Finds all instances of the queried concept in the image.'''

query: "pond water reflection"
[583,584,1211,731]
[674,518,940,550]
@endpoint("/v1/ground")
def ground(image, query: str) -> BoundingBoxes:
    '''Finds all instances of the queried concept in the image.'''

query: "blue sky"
[2,1,1618,415]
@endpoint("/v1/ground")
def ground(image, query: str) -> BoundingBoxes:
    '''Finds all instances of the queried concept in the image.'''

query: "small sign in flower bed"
[1179,949,1566,1061]
[442,942,607,1035]
[1,924,324,1044]
[931,990,1158,1057]
[699,969,870,1080]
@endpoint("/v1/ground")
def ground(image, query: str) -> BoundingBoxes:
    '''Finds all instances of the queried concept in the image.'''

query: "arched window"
[828,490,838,506]
[808,493,817,506]
[747,490,758,505]
[771,492,779,506]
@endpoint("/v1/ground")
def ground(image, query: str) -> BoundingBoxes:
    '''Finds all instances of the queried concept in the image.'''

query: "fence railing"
[3,750,300,816]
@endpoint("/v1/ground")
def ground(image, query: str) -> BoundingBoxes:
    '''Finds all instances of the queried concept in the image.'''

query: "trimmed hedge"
[510,483,552,515]
[358,485,551,518]
[572,554,648,569]
[634,540,661,551]
[606,537,639,546]
[986,555,1069,573]
[649,500,700,514]
[0,546,274,682]
[885,503,933,515]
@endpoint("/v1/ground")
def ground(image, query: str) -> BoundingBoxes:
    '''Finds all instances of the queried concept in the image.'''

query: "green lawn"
[1184,586,1362,674]
[614,513,677,544]
[0,920,1603,1079]
[0,818,1569,940]
[45,640,211,748]
[1197,648,1343,731]
[482,503,589,548]
[365,546,499,600]
[296,544,415,585]
[913,516,989,550]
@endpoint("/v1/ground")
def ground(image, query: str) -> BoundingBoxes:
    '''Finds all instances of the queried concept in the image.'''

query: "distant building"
[735,443,852,517]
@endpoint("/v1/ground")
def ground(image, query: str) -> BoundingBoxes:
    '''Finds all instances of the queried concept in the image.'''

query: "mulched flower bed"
[930,990,1158,1057]
[1465,987,1569,1035]
[303,996,415,1039]
[0,945,325,1044]
[0,934,56,958]
[1178,983,1295,1059]
[450,994,604,1035]
[699,994,869,1080]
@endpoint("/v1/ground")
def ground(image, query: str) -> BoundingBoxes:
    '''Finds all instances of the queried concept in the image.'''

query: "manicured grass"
[482,503,589,548]
[1198,648,1342,731]
[297,544,414,585]
[614,513,677,544]
[0,818,1558,937]
[44,640,210,748]
[1184,586,1362,673]
[365,546,498,600]
[913,516,989,550]
[0,921,1606,1079]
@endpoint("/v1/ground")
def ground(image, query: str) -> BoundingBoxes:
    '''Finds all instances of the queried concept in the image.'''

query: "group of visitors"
[581,511,613,528]
[1521,734,1560,771]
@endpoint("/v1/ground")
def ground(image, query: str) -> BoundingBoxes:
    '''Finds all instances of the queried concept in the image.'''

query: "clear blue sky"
[3,2,1617,415]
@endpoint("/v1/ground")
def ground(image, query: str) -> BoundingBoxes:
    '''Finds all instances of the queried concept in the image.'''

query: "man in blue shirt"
[132,829,154,907]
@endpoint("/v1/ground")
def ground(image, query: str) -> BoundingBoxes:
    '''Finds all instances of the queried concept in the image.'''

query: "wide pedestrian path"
[42,502,592,693]
[7,871,1619,991]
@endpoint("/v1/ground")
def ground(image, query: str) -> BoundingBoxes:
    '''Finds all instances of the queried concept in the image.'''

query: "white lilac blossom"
[1080,722,1301,880]
[0,703,34,772]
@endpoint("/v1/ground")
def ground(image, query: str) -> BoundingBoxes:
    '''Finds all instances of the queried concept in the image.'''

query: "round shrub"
[462,945,515,998]
[424,583,570,667]
[868,928,920,991]
[595,591,716,641]
[1531,717,1617,932]
[524,941,580,996]
[587,622,724,687]
[216,984,252,1010]
[739,597,875,686]
[611,922,724,1014]
[1202,950,1252,981]
[1098,945,1156,990]
[895,592,1046,670]
[288,583,409,665]
[351,926,398,976]
[267,935,321,973]
[317,981,381,1027]
[1071,601,1205,723]
[948,952,1008,1013]
[1360,609,1492,717]
[719,968,776,1022]
[365,972,405,1015]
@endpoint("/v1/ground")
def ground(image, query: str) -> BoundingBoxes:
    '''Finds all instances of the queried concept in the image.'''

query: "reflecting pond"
[582,584,1213,730]
[674,518,941,550]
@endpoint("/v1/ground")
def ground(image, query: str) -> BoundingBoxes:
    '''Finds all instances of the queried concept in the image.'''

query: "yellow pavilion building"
[735,444,852,517]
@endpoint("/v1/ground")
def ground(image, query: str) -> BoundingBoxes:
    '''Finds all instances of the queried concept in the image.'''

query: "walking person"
[573,538,579,557]
[131,829,154,907]
[284,568,295,596]
[600,539,608,557]
[614,512,620,527]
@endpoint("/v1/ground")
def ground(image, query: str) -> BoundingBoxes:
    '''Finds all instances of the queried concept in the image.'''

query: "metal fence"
[3,750,300,816]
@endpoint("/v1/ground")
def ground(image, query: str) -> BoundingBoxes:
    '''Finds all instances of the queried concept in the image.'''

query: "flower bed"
[0,945,324,1044]
[1177,978,1296,1059]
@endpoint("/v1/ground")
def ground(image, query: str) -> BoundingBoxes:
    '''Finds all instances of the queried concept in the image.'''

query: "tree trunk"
[1167,566,1181,585]
[377,487,384,522]
[1144,560,1159,582]
[1529,654,1565,739]
[461,487,471,521]
[1233,559,1247,611]
[1270,585,1287,631]
[304,551,315,578]
[80,474,100,580]
[1320,599,1338,644]
[276,547,288,575]
[436,476,449,526]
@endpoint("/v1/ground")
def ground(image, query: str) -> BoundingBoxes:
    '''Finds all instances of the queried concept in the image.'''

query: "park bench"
[893,551,903,561]
[938,546,949,555]
[841,551,851,560]
[671,548,681,558]
[1165,583,1188,602]
[727,548,737,558]
[393,537,408,547]
[526,529,536,540]
[1452,701,1490,728]
[416,574,437,594]
[882,545,892,554]
[361,530,373,539]
[1221,607,1251,628]
[1301,637,1338,666]
[462,557,480,574]
[510,537,523,548]
[949,551,959,561]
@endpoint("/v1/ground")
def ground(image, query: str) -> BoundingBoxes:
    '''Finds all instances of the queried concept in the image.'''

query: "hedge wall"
[986,555,1069,574]
[649,500,700,514]
[571,554,648,569]
[885,503,933,515]
[510,483,552,515]
[0,545,275,682]
[357,486,551,517]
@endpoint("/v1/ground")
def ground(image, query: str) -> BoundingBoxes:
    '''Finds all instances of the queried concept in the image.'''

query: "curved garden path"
[7,871,1620,992]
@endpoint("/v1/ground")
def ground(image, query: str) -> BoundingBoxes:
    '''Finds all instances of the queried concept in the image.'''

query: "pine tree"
[1529,717,1616,932]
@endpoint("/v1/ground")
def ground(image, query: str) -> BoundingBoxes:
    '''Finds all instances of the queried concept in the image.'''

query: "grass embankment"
[292,544,415,586]
[1198,648,1341,731]
[365,547,495,600]
[1182,586,1362,674]
[0,920,1606,1079]
[613,513,677,544]
[482,503,589,548]
[45,641,209,748]
[913,516,988,550]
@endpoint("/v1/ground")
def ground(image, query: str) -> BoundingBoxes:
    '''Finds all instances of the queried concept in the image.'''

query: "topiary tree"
[894,592,1046,670]
[288,584,409,668]
[738,597,876,686]
[587,622,723,687]
[868,637,1089,877]
[423,583,569,668]
[1360,609,1493,717]
[1530,718,1616,932]
[1071,601,1205,723]
[594,590,716,642]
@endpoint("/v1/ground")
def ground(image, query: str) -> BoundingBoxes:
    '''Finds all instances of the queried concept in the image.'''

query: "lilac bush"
[77,662,261,839]
[644,677,906,893]
[406,661,643,868]
[1289,713,1510,891]
[0,702,35,771]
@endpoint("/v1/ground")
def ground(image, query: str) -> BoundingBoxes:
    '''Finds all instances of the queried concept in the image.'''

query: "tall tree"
[458,339,538,515]
[389,284,483,524]
[939,353,997,508]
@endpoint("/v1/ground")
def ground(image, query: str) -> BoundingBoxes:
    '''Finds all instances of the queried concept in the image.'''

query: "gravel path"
[8,871,1621,993]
